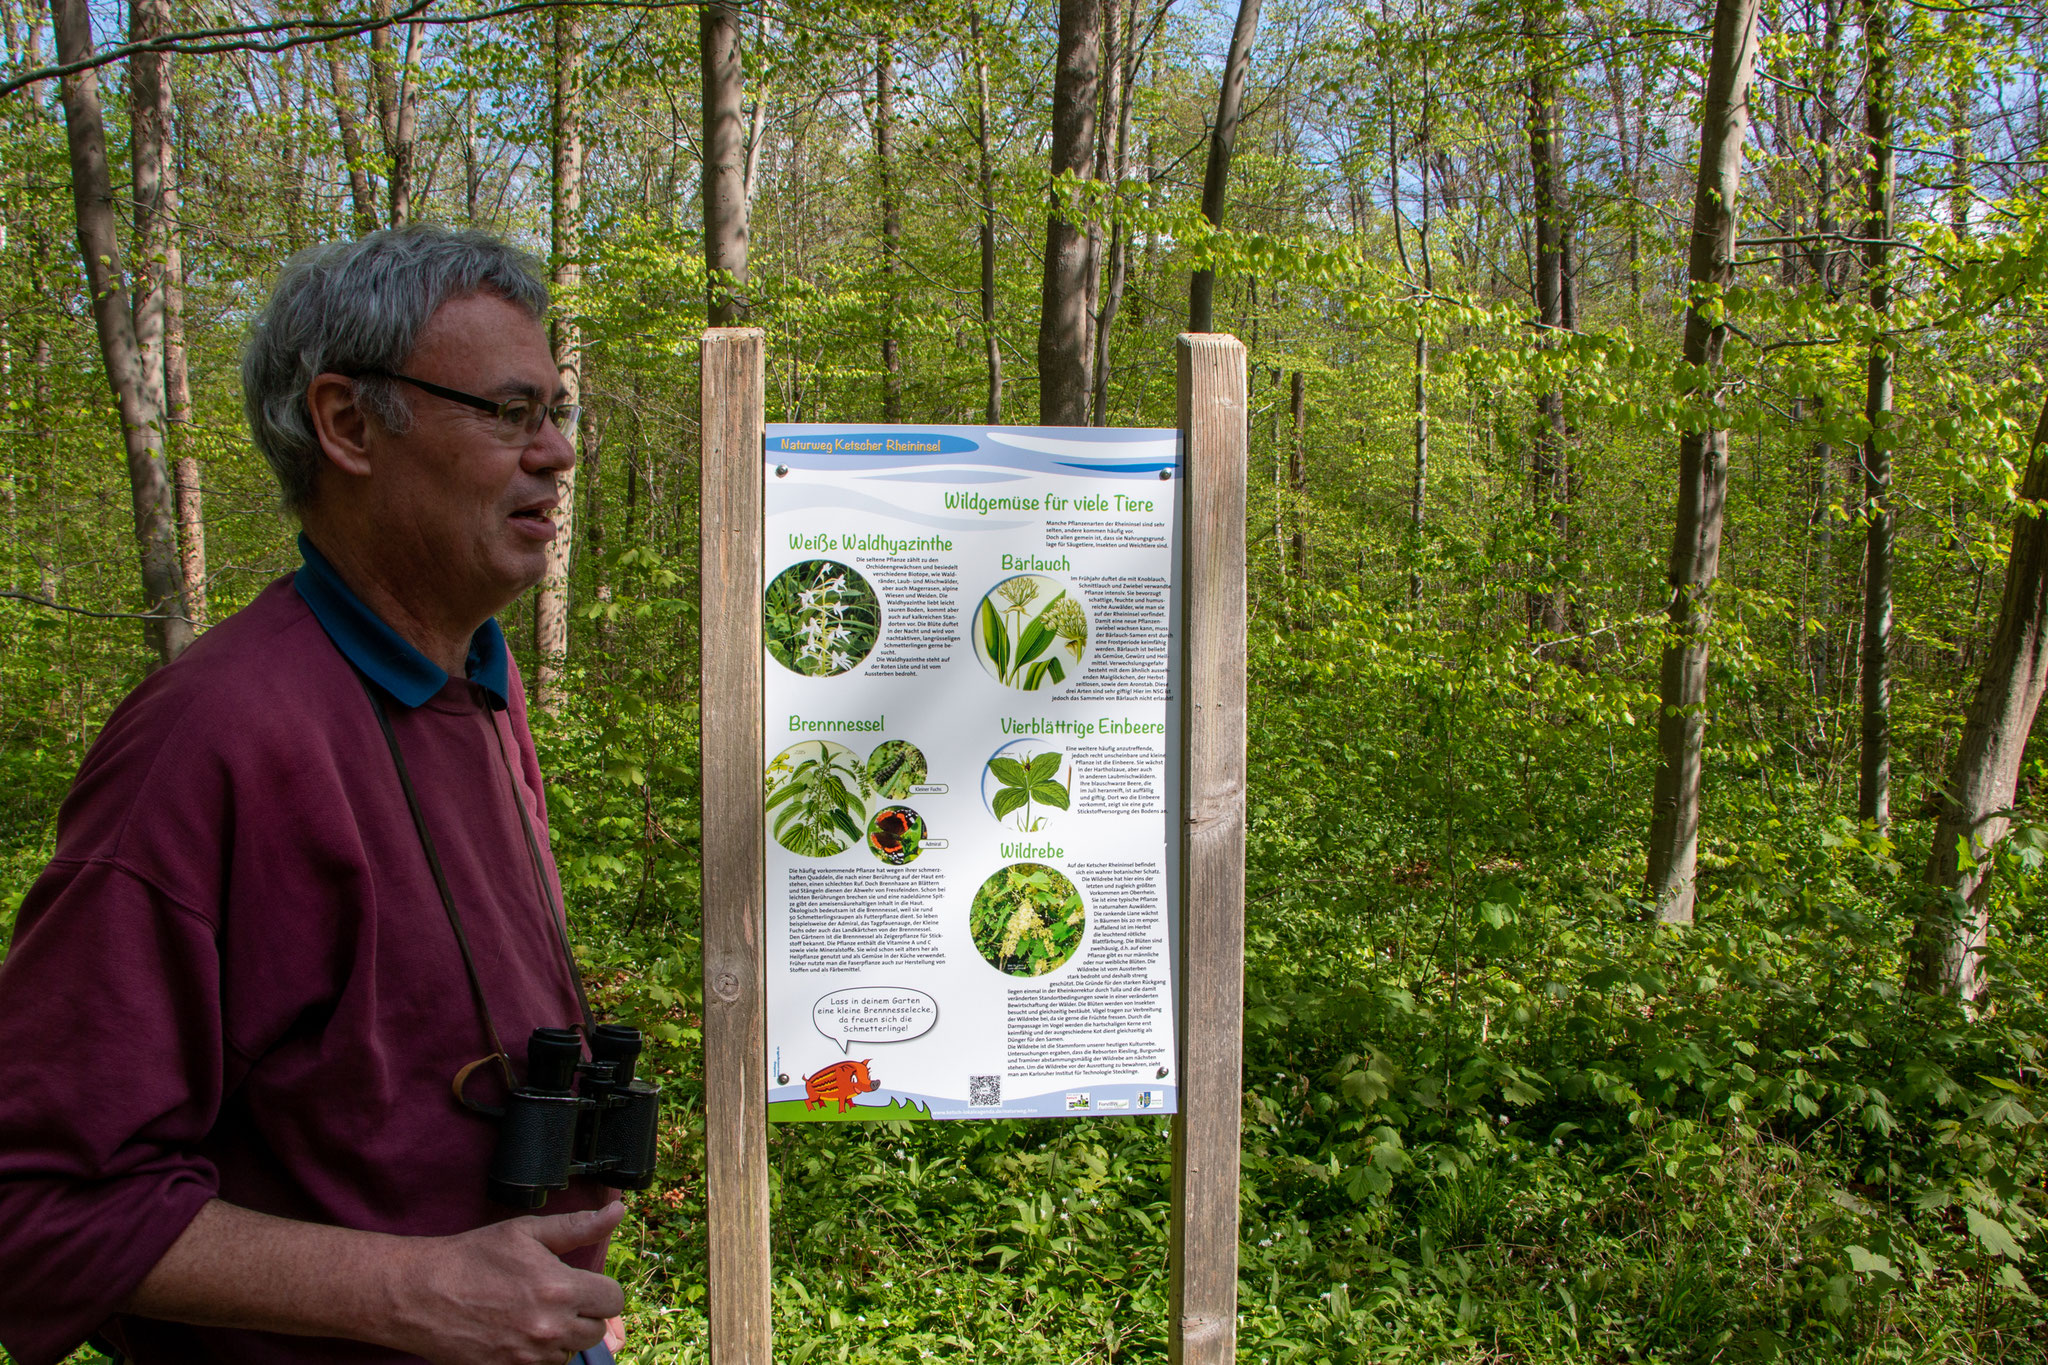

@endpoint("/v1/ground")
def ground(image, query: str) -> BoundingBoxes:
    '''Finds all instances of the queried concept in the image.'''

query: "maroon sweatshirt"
[0,574,606,1364]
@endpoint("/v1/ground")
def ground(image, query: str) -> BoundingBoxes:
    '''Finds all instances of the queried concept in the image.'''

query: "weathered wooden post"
[699,327,772,1363]
[1169,332,1249,1365]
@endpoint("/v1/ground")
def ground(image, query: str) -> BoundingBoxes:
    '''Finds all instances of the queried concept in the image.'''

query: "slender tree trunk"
[1090,0,1134,425]
[1527,46,1568,637]
[875,32,901,422]
[1644,0,1762,922]
[1037,0,1098,424]
[1946,9,1971,237]
[316,0,381,237]
[1858,0,1896,828]
[386,20,420,226]
[972,13,1002,423]
[129,0,204,626]
[463,86,481,224]
[535,1,583,715]
[1805,0,1843,701]
[1411,329,1428,603]
[1288,369,1306,577]
[131,0,205,627]
[1187,0,1262,332]
[52,0,189,663]
[701,0,749,325]
[1910,395,2048,999]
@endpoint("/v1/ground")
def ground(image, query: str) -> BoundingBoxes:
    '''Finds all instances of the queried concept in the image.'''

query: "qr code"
[969,1075,1002,1107]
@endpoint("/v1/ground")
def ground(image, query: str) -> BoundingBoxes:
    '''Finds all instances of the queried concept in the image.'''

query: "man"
[0,228,630,1364]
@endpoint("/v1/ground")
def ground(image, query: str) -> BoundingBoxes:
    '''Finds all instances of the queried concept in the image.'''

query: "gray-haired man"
[0,228,628,1364]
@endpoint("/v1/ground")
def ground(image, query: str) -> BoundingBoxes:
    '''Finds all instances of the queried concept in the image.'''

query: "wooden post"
[1169,333,1249,1365]
[699,327,772,1365]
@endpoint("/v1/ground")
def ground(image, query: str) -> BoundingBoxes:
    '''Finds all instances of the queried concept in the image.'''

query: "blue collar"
[294,534,511,710]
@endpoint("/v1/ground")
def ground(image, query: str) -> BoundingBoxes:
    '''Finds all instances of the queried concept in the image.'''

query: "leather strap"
[355,669,523,1101]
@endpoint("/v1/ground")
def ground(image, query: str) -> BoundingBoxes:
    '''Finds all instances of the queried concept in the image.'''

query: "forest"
[3,0,2048,1355]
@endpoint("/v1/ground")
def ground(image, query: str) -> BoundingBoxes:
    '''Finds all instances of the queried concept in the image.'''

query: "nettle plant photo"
[763,741,872,858]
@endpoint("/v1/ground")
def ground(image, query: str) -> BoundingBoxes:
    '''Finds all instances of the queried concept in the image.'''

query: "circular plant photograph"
[971,575,1086,691]
[969,863,1085,977]
[866,740,928,800]
[764,740,870,857]
[981,740,1071,832]
[766,559,880,676]
[867,806,927,865]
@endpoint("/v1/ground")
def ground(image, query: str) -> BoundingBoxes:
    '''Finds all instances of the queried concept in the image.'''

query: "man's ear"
[304,373,375,479]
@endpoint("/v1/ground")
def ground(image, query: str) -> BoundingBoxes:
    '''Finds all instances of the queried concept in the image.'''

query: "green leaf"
[1032,780,1071,810]
[989,757,1030,787]
[992,786,1029,819]
[1845,1245,1900,1280]
[1027,750,1063,782]
[982,598,1010,675]
[1966,1208,2026,1262]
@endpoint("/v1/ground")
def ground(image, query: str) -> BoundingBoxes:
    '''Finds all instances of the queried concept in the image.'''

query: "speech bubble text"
[813,987,939,1053]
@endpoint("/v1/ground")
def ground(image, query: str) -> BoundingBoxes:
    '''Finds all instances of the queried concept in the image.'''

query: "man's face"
[362,292,573,620]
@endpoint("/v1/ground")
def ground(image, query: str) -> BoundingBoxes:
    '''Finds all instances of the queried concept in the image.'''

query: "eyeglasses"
[356,369,581,443]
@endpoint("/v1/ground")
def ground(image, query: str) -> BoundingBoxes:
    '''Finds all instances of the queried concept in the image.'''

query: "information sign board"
[761,424,1182,1121]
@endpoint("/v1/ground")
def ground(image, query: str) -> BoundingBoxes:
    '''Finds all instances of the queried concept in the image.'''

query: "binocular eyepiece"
[486,1023,662,1209]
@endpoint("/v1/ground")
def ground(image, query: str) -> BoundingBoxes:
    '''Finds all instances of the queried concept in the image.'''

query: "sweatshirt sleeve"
[0,858,225,1365]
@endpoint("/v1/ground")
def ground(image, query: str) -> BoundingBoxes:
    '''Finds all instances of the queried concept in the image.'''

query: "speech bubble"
[813,987,939,1054]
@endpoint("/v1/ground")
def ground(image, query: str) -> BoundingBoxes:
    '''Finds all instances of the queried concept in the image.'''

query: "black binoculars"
[486,1023,662,1209]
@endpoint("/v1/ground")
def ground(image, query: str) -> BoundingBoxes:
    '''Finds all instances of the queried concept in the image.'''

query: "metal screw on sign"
[775,464,789,477]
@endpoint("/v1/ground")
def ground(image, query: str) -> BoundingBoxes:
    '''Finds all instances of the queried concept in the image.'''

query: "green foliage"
[989,749,1070,832]
[969,863,1085,978]
[764,561,879,678]
[765,741,871,858]
[865,740,927,800]
[977,577,1083,690]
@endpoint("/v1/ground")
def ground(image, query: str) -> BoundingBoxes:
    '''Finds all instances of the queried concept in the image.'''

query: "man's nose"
[526,415,577,473]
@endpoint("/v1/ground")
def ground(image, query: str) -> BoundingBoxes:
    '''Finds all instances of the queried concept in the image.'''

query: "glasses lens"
[553,404,582,438]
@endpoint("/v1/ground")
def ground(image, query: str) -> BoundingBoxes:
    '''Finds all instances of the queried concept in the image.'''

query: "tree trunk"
[1643,0,1762,923]
[1411,330,1427,603]
[701,0,749,325]
[1187,0,1262,333]
[324,39,380,235]
[1037,0,1097,425]
[1910,395,2048,999]
[875,32,901,422]
[131,0,206,627]
[1090,0,1134,425]
[52,0,190,663]
[971,12,1002,423]
[535,1,583,716]
[1858,0,1895,829]
[1527,49,1568,638]
[386,20,420,227]
[1287,368,1306,577]
[1804,0,1844,701]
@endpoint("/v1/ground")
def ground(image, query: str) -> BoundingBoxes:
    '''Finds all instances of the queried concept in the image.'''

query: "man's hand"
[121,1197,628,1365]
[391,1201,626,1364]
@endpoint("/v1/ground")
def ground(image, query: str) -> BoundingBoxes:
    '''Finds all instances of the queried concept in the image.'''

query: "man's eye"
[498,401,542,431]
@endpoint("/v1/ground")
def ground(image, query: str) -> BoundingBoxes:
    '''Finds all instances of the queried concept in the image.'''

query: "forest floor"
[5,587,2047,1364]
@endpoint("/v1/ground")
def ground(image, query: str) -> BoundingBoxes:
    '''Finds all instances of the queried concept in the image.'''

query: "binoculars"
[487,1023,662,1209]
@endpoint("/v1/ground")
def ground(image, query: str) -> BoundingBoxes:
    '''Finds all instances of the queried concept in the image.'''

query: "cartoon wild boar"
[803,1059,881,1113]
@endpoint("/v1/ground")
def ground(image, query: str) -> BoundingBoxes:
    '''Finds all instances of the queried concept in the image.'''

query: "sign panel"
[762,424,1182,1121]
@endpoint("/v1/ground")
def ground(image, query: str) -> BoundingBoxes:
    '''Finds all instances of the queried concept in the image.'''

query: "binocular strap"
[354,669,596,1111]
